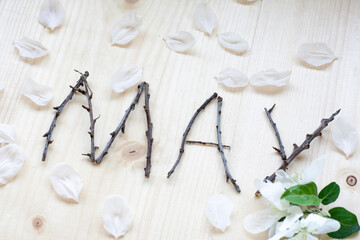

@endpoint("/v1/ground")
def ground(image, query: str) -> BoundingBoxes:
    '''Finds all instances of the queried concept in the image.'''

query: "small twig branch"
[42,71,89,161]
[255,109,341,197]
[95,82,145,164]
[80,80,97,162]
[186,140,231,150]
[143,82,153,178]
[265,104,286,160]
[216,96,240,193]
[167,92,218,178]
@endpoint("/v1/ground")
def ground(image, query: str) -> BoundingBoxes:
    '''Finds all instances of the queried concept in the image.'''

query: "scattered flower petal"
[0,124,17,144]
[194,3,217,35]
[14,37,49,59]
[110,65,142,93]
[49,162,83,202]
[164,31,195,53]
[243,209,275,234]
[0,144,25,186]
[111,11,142,46]
[0,82,4,92]
[38,0,65,31]
[250,69,291,87]
[298,42,337,67]
[217,32,248,54]
[205,194,233,232]
[332,116,359,158]
[20,77,53,106]
[215,68,249,88]
[103,195,132,238]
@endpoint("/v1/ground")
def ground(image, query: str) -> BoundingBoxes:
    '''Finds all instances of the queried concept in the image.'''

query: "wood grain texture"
[0,0,359,239]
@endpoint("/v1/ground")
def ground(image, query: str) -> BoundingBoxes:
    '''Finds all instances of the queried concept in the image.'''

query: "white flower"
[269,214,340,240]
[244,181,303,235]
[275,156,325,189]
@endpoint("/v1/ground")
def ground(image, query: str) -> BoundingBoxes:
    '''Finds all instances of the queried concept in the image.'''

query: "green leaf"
[318,182,340,205]
[328,207,360,239]
[281,182,321,206]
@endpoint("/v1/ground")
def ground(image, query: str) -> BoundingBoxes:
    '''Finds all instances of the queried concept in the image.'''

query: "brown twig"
[255,109,341,197]
[167,92,218,178]
[143,83,153,178]
[216,96,240,193]
[42,71,89,161]
[186,140,231,150]
[80,80,99,162]
[265,104,287,160]
[95,82,145,164]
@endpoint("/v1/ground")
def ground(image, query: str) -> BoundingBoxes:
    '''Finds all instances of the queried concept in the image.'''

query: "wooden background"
[0,0,359,239]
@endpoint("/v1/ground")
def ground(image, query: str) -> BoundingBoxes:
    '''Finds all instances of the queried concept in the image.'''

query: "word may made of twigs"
[167,93,240,193]
[255,104,340,197]
[42,70,153,178]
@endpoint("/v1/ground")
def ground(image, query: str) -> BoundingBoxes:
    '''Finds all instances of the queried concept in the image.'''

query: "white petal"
[20,77,53,106]
[194,3,217,35]
[302,214,340,234]
[269,221,299,240]
[205,194,234,232]
[103,195,132,238]
[111,11,142,46]
[280,206,303,231]
[332,116,359,158]
[0,82,4,92]
[298,43,337,67]
[217,32,248,54]
[268,222,278,238]
[0,124,17,144]
[275,170,296,188]
[215,68,249,88]
[49,163,83,202]
[300,155,325,184]
[14,37,49,59]
[250,69,291,87]
[243,209,276,234]
[164,31,195,52]
[0,144,25,185]
[258,181,286,209]
[110,65,142,93]
[38,0,65,31]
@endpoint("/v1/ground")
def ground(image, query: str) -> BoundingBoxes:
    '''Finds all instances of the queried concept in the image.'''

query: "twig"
[95,82,145,164]
[216,96,240,193]
[265,104,286,160]
[80,80,99,162]
[186,140,231,150]
[143,82,153,178]
[167,92,218,178]
[255,109,341,197]
[42,71,89,161]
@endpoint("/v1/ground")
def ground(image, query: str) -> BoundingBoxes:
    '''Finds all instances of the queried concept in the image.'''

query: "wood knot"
[32,216,45,232]
[121,142,146,161]
[346,175,357,186]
